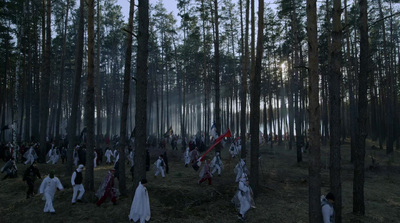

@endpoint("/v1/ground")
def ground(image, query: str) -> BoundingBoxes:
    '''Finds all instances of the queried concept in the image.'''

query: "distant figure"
[163,151,169,174]
[321,192,335,223]
[93,151,97,168]
[105,147,112,164]
[184,147,190,167]
[71,164,85,204]
[234,159,249,183]
[154,155,166,178]
[23,145,38,165]
[190,147,199,164]
[61,147,67,164]
[96,169,118,206]
[113,160,120,180]
[39,170,64,214]
[1,158,18,180]
[129,179,151,223]
[46,145,59,164]
[23,161,41,199]
[73,145,80,166]
[229,142,238,158]
[113,150,119,164]
[198,159,212,185]
[129,149,135,180]
[211,152,223,176]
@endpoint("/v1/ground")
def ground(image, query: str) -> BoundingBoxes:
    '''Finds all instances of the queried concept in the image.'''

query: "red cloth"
[199,129,231,162]
[96,172,117,206]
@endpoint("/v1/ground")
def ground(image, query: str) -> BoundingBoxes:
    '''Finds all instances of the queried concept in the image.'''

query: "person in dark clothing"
[163,150,169,174]
[1,158,18,180]
[23,161,41,198]
[78,147,86,165]
[96,147,103,165]
[61,147,67,164]
[71,164,85,204]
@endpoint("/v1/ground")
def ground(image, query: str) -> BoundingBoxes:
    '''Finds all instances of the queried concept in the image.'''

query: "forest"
[1,0,400,222]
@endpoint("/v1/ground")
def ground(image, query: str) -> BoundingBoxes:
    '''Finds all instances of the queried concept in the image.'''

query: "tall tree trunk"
[24,6,32,142]
[354,0,368,215]
[377,0,394,155]
[55,0,70,145]
[119,0,135,196]
[133,0,149,188]
[306,0,321,222]
[31,16,40,142]
[39,0,52,161]
[85,0,95,191]
[330,0,342,221]
[240,0,249,159]
[214,0,221,145]
[96,0,102,147]
[345,0,357,163]
[66,0,84,176]
[250,0,263,198]
[291,0,302,163]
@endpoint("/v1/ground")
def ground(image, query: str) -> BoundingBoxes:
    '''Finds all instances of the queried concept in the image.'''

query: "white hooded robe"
[39,176,64,213]
[129,182,150,223]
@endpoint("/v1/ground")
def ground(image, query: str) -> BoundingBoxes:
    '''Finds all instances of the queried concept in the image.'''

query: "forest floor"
[0,139,399,223]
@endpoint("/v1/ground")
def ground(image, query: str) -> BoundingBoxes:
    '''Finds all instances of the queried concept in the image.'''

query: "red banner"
[199,129,232,162]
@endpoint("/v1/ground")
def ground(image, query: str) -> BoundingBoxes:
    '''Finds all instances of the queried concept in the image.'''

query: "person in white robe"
[39,171,64,213]
[129,179,151,223]
[104,148,112,164]
[232,173,255,221]
[93,151,97,168]
[198,159,212,185]
[211,152,223,176]
[129,149,135,180]
[184,147,190,167]
[113,150,119,164]
[189,147,199,164]
[24,145,38,165]
[46,144,55,164]
[71,164,85,204]
[52,147,60,163]
[73,146,80,166]
[234,159,249,183]
[130,150,135,166]
[229,142,238,158]
[154,155,165,178]
[259,131,264,145]
[46,145,60,164]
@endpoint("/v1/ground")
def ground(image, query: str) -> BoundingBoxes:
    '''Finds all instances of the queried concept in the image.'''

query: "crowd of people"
[0,129,333,223]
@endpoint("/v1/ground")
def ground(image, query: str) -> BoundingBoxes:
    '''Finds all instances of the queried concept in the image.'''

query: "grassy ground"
[0,139,399,223]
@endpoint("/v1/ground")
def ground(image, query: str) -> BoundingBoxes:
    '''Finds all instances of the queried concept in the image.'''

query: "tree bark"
[55,0,69,145]
[353,0,368,215]
[250,0,263,198]
[39,0,52,162]
[119,0,135,196]
[133,0,149,189]
[240,0,249,159]
[330,0,342,221]
[95,0,102,148]
[306,0,321,222]
[85,0,95,191]
[214,0,221,145]
[66,0,84,176]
